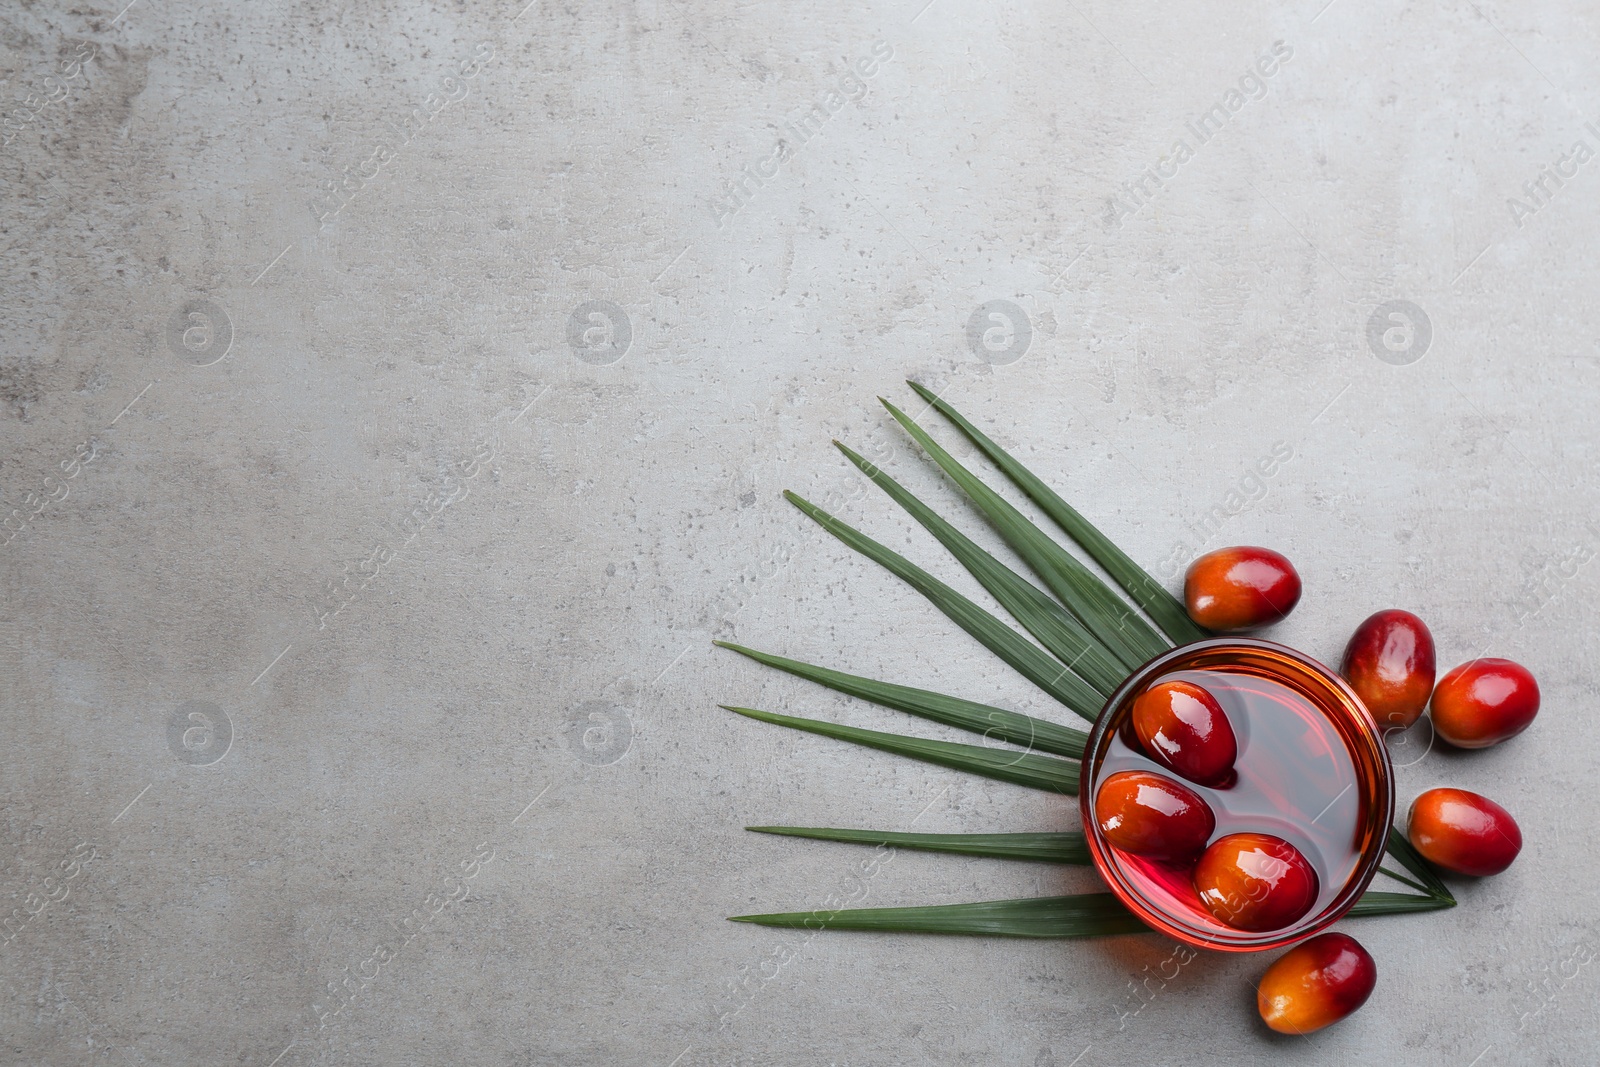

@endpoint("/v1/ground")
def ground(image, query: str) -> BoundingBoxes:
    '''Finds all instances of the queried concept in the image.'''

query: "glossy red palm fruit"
[1257,932,1377,1034]
[1183,547,1302,632]
[1429,658,1539,748]
[1193,832,1319,932]
[1094,770,1216,861]
[1340,610,1436,728]
[1407,787,1522,876]
[1131,680,1238,786]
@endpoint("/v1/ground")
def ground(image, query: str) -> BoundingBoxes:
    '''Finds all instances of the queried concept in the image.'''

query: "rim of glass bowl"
[1079,637,1395,953]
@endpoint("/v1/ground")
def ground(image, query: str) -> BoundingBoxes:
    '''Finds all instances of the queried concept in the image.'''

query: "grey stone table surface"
[2,0,1597,1064]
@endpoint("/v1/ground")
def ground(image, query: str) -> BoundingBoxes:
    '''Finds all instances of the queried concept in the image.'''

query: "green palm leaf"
[880,397,1167,668]
[784,491,1103,721]
[724,705,1079,794]
[747,826,1091,864]
[730,893,1146,938]
[1377,865,1433,896]
[715,641,1087,758]
[905,381,1208,647]
[834,440,1125,696]
[1383,827,1455,902]
[731,887,1452,937]
[1346,892,1456,917]
[737,827,1453,927]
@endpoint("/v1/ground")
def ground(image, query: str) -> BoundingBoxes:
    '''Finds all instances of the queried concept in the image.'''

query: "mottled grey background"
[1,0,1596,1064]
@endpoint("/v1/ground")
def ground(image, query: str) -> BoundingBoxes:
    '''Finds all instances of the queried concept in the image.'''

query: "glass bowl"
[1080,637,1394,952]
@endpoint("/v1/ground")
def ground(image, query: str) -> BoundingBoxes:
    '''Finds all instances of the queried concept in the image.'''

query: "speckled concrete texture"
[2,0,1598,1063]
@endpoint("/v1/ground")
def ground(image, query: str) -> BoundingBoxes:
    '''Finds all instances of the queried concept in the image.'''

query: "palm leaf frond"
[834,439,1124,696]
[730,892,1146,938]
[1384,827,1455,902]
[880,397,1167,668]
[746,826,1091,864]
[736,827,1454,930]
[906,380,1207,646]
[784,491,1103,722]
[725,705,1078,794]
[715,642,1087,759]
[731,885,1454,938]
[1346,891,1456,917]
[1377,865,1433,896]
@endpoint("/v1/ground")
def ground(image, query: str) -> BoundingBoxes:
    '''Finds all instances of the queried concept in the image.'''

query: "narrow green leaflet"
[736,828,1455,926]
[747,827,1092,864]
[1384,827,1454,902]
[1345,892,1456,917]
[730,893,1147,939]
[1377,865,1433,896]
[731,888,1453,937]
[834,440,1124,696]
[905,380,1208,647]
[784,490,1103,721]
[880,397,1167,669]
[714,641,1088,758]
[724,706,1079,794]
